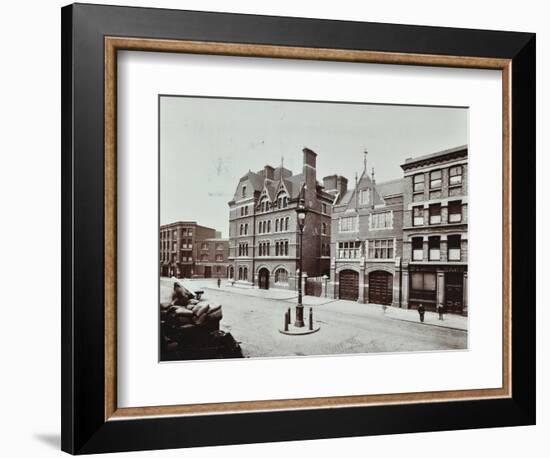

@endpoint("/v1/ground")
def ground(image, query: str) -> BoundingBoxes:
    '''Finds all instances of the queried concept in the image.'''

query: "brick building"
[227,148,333,289]
[400,145,468,315]
[159,222,227,278]
[194,238,230,278]
[329,154,405,306]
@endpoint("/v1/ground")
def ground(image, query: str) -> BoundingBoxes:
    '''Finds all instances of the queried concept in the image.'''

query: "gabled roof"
[335,172,404,209]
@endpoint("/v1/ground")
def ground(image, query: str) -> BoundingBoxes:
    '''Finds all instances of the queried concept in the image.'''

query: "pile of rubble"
[160,280,243,361]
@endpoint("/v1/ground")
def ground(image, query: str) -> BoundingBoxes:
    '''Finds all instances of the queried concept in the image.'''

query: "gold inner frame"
[104,37,512,421]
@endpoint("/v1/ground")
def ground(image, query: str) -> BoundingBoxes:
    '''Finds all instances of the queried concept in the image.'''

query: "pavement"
[171,277,467,330]
[162,277,468,359]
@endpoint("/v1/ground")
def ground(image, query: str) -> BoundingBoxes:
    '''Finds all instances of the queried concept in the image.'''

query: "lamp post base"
[279,325,320,336]
[295,304,305,327]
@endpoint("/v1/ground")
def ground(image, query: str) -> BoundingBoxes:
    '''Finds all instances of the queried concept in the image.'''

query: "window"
[367,239,394,259]
[275,242,279,256]
[449,166,463,185]
[339,216,358,232]
[413,174,425,192]
[411,272,436,291]
[321,222,327,235]
[245,223,248,235]
[216,243,223,250]
[337,241,361,259]
[275,268,288,284]
[370,211,393,229]
[215,254,223,262]
[267,220,271,233]
[239,224,243,235]
[201,242,208,249]
[262,242,268,256]
[275,219,279,232]
[448,235,461,261]
[412,237,423,261]
[200,254,208,262]
[238,243,249,257]
[413,206,424,226]
[284,241,289,255]
[238,267,243,280]
[430,170,442,189]
[359,188,371,205]
[448,200,462,223]
[429,204,441,225]
[242,186,247,198]
[188,230,193,236]
[285,217,289,231]
[322,203,328,214]
[244,205,248,215]
[240,207,244,216]
[428,236,441,261]
[243,267,248,280]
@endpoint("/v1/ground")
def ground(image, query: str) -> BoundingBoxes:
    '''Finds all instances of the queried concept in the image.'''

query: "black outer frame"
[61,3,536,455]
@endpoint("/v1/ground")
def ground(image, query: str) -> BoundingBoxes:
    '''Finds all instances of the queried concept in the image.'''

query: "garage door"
[368,271,393,305]
[339,270,359,301]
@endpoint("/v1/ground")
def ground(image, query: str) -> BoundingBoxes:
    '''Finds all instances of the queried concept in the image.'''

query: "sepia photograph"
[159,95,469,361]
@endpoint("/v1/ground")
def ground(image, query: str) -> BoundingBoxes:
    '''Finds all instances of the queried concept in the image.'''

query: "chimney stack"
[323,174,348,198]
[302,148,317,194]
[263,165,275,180]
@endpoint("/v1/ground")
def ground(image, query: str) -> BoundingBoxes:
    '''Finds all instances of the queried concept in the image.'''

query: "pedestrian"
[417,303,425,323]
[437,304,445,321]
[217,277,221,288]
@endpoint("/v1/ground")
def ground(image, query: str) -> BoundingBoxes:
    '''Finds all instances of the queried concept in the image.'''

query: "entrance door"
[445,272,464,313]
[204,266,212,278]
[258,268,270,290]
[339,270,359,301]
[369,271,393,305]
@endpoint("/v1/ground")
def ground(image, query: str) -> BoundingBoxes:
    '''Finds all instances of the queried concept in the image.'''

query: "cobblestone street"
[162,278,467,359]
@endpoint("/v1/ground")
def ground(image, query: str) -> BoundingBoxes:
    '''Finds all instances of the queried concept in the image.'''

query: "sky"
[160,96,468,237]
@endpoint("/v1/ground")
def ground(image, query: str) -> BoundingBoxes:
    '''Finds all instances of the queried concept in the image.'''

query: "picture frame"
[61,3,536,454]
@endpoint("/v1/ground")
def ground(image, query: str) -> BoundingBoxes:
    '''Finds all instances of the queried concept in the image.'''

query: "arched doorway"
[339,270,359,301]
[369,271,393,305]
[258,268,270,290]
[229,266,234,279]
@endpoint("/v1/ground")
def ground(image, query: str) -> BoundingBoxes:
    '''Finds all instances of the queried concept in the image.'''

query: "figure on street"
[417,304,426,323]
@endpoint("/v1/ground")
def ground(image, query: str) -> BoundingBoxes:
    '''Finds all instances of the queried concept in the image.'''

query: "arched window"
[274,268,288,284]
[229,267,234,279]
[243,267,248,280]
[285,217,289,231]
[242,185,247,198]
[276,191,288,209]
[238,267,243,280]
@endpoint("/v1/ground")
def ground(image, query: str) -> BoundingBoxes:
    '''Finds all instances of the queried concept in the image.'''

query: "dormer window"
[359,189,371,205]
[276,191,288,209]
[242,185,247,198]
[259,196,270,213]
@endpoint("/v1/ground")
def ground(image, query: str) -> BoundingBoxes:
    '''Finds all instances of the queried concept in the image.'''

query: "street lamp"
[295,199,307,328]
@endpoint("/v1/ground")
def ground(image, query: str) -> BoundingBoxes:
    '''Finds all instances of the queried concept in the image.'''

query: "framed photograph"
[61,3,536,454]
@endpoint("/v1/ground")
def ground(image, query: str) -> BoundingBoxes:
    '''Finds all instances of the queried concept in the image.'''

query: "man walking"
[417,303,426,323]
[217,277,221,288]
